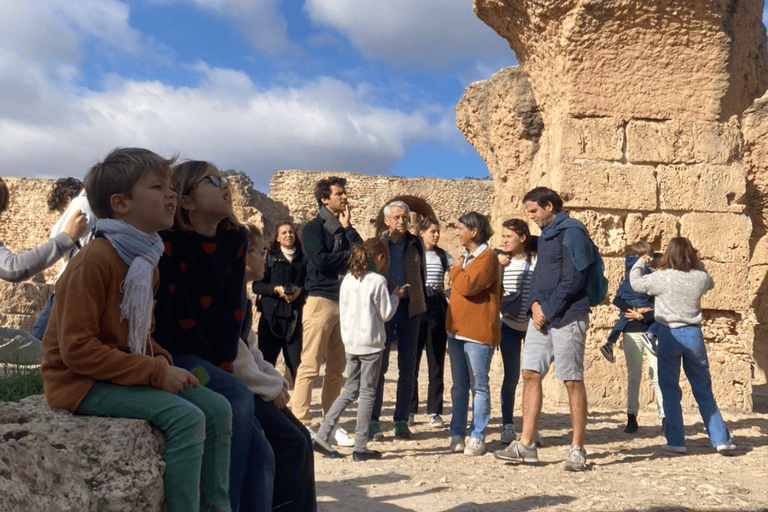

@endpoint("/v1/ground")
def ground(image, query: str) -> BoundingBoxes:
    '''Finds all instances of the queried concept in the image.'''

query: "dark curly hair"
[48,177,83,212]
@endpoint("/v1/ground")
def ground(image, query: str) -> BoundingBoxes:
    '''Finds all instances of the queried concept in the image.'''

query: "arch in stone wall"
[373,195,438,236]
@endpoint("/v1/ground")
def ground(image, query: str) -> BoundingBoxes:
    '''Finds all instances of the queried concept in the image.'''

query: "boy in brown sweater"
[41,147,232,512]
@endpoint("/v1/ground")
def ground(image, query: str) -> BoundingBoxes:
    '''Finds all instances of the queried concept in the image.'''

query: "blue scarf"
[98,219,164,355]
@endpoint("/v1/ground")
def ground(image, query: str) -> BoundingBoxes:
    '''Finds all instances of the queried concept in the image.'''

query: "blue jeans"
[499,323,524,426]
[372,302,421,422]
[448,334,494,441]
[31,293,54,339]
[173,354,275,512]
[656,325,733,449]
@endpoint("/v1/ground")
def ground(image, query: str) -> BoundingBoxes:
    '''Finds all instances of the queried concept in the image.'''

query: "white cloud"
[0,65,458,190]
[0,0,467,190]
[304,0,512,69]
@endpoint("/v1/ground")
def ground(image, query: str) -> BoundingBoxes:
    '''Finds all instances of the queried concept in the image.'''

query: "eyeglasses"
[196,174,230,188]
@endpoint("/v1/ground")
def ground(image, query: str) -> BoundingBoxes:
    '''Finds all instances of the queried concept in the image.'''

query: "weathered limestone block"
[657,164,746,212]
[680,213,751,265]
[455,66,542,237]
[626,119,742,165]
[558,117,624,162]
[700,260,749,311]
[569,211,625,256]
[456,67,542,182]
[0,178,60,252]
[0,395,164,512]
[553,164,657,212]
[624,212,679,250]
[0,282,51,332]
[473,0,768,123]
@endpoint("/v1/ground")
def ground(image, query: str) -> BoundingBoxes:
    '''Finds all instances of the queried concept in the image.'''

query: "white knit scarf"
[99,219,164,355]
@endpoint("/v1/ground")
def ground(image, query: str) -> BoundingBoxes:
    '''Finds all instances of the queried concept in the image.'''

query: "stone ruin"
[457,0,768,411]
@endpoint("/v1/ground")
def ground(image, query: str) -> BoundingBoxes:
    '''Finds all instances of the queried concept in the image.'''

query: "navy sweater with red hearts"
[153,226,247,370]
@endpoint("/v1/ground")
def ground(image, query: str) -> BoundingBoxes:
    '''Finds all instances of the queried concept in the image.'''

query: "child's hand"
[272,389,290,409]
[162,365,200,394]
[497,253,510,266]
[453,255,464,268]
[640,254,653,265]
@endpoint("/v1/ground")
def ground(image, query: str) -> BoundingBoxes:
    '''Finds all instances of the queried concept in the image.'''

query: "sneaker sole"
[493,451,538,463]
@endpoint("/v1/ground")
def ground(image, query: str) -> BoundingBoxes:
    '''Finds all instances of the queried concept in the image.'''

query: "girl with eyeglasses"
[153,161,278,512]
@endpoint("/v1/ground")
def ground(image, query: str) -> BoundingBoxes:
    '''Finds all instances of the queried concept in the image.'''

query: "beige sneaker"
[463,437,486,457]
[449,435,465,453]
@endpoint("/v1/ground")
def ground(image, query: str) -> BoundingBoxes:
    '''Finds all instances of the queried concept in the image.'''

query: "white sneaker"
[501,424,517,444]
[661,444,687,454]
[428,414,445,428]
[332,426,354,447]
[716,442,737,455]
[464,437,486,456]
[449,435,465,453]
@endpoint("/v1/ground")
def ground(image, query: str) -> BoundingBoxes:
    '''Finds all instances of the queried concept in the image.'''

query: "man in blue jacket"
[291,177,363,441]
[495,187,596,472]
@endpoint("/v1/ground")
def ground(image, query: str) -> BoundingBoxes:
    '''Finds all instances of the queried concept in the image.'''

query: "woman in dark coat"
[253,221,306,382]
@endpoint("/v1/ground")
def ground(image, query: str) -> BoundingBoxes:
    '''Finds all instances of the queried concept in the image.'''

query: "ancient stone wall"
[268,170,494,258]
[459,0,768,411]
[0,175,274,331]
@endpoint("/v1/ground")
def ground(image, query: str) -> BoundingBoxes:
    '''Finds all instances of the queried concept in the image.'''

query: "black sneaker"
[623,413,638,434]
[353,449,383,462]
[312,439,343,459]
[394,420,413,440]
[599,344,614,363]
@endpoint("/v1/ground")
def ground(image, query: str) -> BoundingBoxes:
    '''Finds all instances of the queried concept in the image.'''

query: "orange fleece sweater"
[446,247,501,345]
[42,238,173,412]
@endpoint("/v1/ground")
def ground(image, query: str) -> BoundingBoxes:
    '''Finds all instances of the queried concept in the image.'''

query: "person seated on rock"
[31,177,98,339]
[232,223,317,511]
[41,148,233,512]
[0,177,88,283]
[153,160,275,512]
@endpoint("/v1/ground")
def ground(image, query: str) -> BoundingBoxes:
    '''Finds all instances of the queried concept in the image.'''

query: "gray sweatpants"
[317,351,383,452]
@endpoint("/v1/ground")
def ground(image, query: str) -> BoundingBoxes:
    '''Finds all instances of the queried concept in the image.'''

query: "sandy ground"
[299,349,768,512]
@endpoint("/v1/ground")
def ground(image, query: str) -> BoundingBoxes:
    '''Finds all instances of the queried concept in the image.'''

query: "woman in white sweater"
[630,237,735,455]
[312,238,406,461]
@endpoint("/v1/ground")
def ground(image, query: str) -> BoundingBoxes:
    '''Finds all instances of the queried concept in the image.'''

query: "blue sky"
[0,0,514,191]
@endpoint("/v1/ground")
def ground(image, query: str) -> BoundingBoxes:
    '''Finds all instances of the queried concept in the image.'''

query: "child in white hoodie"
[312,238,406,461]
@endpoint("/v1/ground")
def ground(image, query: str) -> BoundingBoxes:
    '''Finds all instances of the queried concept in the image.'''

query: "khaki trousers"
[290,295,346,424]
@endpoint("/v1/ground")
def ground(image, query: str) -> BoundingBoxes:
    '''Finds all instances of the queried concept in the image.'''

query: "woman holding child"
[629,237,735,455]
[154,161,315,512]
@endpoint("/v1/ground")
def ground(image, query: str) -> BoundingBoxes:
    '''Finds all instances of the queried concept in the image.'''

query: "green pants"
[77,382,232,512]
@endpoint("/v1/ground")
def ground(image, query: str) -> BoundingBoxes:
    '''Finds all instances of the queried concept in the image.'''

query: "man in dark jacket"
[494,187,596,472]
[370,200,426,440]
[291,177,362,434]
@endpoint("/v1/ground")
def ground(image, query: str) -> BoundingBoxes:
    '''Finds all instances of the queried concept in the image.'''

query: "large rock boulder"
[458,0,768,410]
[0,395,165,512]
